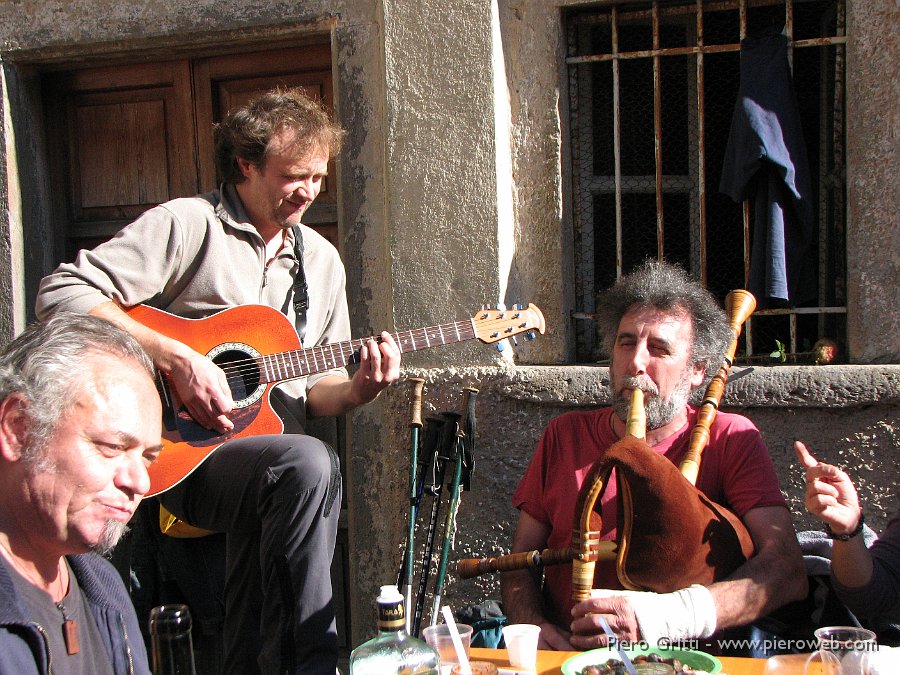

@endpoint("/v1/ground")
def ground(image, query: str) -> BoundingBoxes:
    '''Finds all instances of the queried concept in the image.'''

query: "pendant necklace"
[56,597,81,655]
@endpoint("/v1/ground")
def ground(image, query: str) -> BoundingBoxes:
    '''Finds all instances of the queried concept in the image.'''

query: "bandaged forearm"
[591,585,717,643]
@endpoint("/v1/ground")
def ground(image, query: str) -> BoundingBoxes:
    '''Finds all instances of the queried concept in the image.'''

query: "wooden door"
[42,43,336,260]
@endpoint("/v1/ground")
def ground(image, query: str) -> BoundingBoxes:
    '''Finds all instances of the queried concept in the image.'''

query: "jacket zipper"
[119,614,136,675]
[30,621,53,675]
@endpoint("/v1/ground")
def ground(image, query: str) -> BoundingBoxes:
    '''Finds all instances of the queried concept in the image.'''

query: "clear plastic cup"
[422,622,473,665]
[803,626,877,675]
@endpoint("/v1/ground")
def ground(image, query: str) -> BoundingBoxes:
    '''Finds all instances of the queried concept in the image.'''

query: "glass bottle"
[149,604,197,675]
[349,585,440,674]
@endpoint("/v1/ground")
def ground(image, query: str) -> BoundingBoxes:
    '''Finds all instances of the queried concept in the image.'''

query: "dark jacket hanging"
[719,28,815,305]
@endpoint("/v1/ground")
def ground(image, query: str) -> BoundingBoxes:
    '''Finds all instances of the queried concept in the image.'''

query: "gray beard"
[610,370,694,430]
[91,520,129,558]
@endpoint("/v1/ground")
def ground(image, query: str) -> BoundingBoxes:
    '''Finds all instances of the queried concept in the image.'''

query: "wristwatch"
[824,512,865,541]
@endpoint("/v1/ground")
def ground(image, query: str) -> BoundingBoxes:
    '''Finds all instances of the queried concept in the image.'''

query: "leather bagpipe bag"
[590,436,756,593]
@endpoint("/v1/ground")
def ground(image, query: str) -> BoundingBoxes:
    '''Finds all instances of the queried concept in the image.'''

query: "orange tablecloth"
[469,647,767,675]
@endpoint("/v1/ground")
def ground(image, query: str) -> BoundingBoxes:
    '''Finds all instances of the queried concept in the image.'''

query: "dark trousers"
[160,434,342,675]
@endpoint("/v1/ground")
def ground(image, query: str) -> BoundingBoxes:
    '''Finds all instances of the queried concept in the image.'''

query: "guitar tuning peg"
[524,331,536,341]
[514,303,523,310]
[496,341,506,353]
[495,303,506,311]
[510,336,519,346]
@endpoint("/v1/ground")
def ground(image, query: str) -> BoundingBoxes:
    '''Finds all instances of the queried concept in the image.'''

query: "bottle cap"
[149,604,193,636]
[377,585,403,603]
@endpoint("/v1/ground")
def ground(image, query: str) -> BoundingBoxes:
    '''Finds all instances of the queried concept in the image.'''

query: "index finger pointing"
[794,440,818,468]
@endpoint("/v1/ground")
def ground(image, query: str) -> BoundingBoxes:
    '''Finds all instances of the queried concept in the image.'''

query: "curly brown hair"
[214,87,345,184]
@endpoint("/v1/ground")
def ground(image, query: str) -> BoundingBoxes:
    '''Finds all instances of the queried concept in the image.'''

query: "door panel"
[44,61,197,255]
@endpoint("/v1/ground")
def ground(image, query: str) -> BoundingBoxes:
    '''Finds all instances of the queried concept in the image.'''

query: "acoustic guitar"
[127,303,545,496]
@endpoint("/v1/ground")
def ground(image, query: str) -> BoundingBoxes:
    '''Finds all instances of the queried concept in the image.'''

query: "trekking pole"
[398,378,426,633]
[405,415,443,631]
[412,412,459,636]
[429,387,478,627]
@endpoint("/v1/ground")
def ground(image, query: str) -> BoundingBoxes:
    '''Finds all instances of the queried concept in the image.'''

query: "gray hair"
[595,260,732,376]
[0,313,155,453]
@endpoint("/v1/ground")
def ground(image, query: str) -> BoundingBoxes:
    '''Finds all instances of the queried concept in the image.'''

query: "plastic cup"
[422,623,473,665]
[803,626,876,675]
[502,623,540,671]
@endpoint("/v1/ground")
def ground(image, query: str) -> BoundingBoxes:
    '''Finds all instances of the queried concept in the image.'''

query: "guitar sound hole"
[212,348,261,403]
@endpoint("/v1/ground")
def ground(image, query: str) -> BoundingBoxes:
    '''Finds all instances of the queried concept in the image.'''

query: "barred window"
[566,0,847,364]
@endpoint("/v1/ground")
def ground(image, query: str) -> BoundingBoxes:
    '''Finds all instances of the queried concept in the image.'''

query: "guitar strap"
[291,225,309,342]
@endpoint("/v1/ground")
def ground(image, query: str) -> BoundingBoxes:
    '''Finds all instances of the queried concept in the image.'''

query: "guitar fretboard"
[257,319,477,384]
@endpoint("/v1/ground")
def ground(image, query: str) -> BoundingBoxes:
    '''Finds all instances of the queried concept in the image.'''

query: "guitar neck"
[259,319,477,385]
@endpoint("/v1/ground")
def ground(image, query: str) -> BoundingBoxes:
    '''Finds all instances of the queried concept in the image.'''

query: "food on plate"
[578,653,715,675]
[450,661,499,674]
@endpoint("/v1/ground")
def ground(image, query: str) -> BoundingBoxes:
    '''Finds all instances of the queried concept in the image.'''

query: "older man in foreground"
[0,314,162,674]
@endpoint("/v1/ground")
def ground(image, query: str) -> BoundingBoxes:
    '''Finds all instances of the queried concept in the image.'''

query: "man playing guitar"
[36,88,400,674]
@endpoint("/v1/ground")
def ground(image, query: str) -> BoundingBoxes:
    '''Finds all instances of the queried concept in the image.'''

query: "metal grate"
[567,0,847,364]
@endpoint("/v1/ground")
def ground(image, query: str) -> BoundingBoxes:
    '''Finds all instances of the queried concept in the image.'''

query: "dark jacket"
[0,552,150,675]
[719,28,815,305]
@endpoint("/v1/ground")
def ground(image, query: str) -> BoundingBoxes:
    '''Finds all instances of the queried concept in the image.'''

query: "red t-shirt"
[512,406,787,625]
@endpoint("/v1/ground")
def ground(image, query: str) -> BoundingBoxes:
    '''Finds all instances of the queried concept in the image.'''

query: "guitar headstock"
[472,303,546,345]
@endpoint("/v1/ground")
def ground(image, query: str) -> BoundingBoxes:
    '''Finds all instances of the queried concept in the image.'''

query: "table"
[469,647,769,675]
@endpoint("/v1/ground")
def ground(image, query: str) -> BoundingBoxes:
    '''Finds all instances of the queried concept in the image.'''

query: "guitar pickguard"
[171,403,262,445]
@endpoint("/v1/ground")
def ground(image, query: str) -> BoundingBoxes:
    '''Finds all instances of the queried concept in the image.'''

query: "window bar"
[832,4,846,308]
[737,0,755,359]
[790,311,798,356]
[695,0,708,287]
[743,199,754,359]
[566,37,848,66]
[568,21,597,361]
[818,14,830,327]
[612,5,624,279]
[739,0,747,39]
[786,0,794,69]
[653,1,665,259]
[819,4,847,339]
[785,0,796,352]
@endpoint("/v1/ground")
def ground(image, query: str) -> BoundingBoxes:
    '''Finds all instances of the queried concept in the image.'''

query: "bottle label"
[376,599,405,630]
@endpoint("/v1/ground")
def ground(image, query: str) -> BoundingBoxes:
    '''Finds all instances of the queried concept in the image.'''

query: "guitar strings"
[212,321,479,385]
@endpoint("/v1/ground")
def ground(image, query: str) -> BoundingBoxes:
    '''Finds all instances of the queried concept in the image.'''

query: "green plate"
[561,646,722,674]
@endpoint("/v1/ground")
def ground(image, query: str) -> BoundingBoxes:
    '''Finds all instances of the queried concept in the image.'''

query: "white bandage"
[590,585,718,643]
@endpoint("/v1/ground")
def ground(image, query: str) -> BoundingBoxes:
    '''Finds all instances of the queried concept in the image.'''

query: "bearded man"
[500,260,806,653]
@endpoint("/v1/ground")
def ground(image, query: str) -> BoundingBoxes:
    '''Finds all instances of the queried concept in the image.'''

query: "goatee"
[92,520,130,557]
